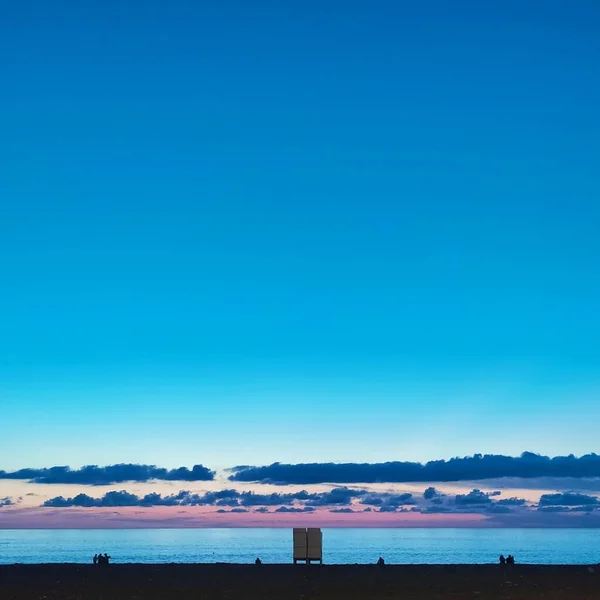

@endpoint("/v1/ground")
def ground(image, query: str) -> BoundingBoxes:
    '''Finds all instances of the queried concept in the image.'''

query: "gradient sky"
[2,0,600,475]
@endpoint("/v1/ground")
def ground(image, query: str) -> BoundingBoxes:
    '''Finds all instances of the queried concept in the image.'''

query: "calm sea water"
[1,529,599,565]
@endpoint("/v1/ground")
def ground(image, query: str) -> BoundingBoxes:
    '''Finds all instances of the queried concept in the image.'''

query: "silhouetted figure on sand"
[499,555,506,565]
[93,554,98,565]
[97,553,111,565]
[255,557,262,565]
[506,555,515,565]
[377,557,385,566]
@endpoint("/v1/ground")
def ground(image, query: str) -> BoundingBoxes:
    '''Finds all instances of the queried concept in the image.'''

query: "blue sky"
[1,0,600,472]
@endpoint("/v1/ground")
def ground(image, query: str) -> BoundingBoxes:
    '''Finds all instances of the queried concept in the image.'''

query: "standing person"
[93,554,98,565]
[103,553,111,565]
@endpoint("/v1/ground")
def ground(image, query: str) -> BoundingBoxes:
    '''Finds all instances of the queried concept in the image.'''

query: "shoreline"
[2,562,599,566]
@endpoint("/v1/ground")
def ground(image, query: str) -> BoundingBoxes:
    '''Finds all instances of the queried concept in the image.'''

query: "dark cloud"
[360,492,413,508]
[455,489,493,505]
[41,488,364,509]
[497,497,527,506]
[229,453,600,484]
[305,487,366,507]
[329,508,356,513]
[230,508,249,513]
[216,498,240,507]
[2,464,214,485]
[387,493,414,506]
[254,507,270,513]
[538,492,599,507]
[423,487,440,500]
[197,490,238,505]
[377,505,398,513]
[239,491,306,506]
[44,491,141,508]
[0,497,13,507]
[274,506,315,513]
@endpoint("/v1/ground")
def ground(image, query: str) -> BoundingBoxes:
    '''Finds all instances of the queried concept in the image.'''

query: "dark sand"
[1,564,599,600]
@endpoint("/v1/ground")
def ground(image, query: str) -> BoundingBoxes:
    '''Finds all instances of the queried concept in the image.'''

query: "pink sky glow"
[0,506,488,529]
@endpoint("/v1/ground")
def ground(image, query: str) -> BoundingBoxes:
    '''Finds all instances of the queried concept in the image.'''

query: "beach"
[1,564,599,599]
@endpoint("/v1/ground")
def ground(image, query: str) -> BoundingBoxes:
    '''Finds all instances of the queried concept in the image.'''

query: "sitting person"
[499,555,506,564]
[506,554,515,565]
[255,557,262,565]
[377,556,385,565]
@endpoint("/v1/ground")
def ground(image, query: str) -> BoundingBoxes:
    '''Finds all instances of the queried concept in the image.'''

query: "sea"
[0,529,599,565]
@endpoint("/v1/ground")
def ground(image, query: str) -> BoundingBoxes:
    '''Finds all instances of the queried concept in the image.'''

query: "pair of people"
[93,553,111,565]
[499,554,515,565]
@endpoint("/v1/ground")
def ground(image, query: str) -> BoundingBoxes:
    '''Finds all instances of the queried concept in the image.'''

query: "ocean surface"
[1,529,599,565]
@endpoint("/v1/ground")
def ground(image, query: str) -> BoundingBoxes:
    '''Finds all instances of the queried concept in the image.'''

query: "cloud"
[454,489,492,506]
[43,491,141,508]
[423,487,440,500]
[229,452,600,484]
[1,464,214,485]
[329,508,356,513]
[360,492,413,508]
[239,491,309,506]
[40,488,365,510]
[274,506,315,513]
[497,497,527,506]
[305,487,366,507]
[538,492,599,507]
[0,497,13,507]
[377,505,398,513]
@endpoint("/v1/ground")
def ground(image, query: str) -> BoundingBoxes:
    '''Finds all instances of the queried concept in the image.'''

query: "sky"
[1,0,600,527]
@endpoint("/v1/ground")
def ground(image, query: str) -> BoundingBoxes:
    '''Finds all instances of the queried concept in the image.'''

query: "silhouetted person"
[93,554,98,565]
[255,557,262,565]
[103,553,111,565]
[377,557,385,566]
[506,555,515,565]
[499,555,506,565]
